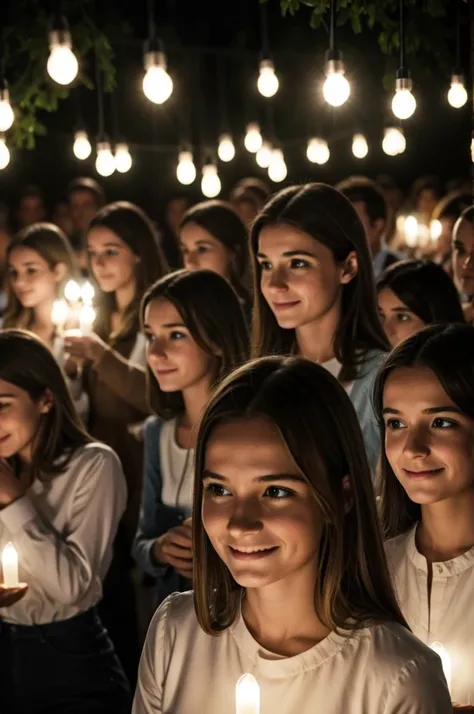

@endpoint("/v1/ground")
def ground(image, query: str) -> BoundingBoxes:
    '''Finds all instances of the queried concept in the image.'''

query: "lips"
[272,301,300,311]
[0,434,11,445]
[403,468,444,479]
[154,368,178,376]
[228,545,279,560]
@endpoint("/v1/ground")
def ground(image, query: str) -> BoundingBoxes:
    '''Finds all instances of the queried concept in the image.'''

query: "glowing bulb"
[51,299,69,329]
[73,130,92,160]
[79,305,96,335]
[257,60,279,98]
[201,164,221,198]
[81,281,95,305]
[268,149,287,183]
[47,31,79,86]
[306,138,330,165]
[323,60,350,107]
[448,75,468,109]
[382,127,406,156]
[256,141,272,168]
[430,219,442,242]
[218,134,235,162]
[64,280,81,303]
[114,142,132,173]
[471,137,474,163]
[404,215,419,247]
[143,52,173,105]
[352,133,368,159]
[244,123,263,153]
[0,89,14,132]
[392,78,416,119]
[236,674,260,714]
[95,141,115,177]
[176,150,196,185]
[1,543,19,588]
[430,642,451,694]
[0,137,10,170]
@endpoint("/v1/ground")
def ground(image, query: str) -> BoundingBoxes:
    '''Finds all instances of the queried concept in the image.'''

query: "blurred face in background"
[87,226,139,295]
[166,198,189,237]
[416,189,439,221]
[377,287,425,348]
[452,217,474,298]
[69,189,100,234]
[8,246,64,309]
[52,200,74,237]
[17,195,46,229]
[179,222,233,280]
[351,200,385,257]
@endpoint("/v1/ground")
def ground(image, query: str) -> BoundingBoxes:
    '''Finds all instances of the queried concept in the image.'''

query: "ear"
[340,251,358,285]
[342,475,354,513]
[53,262,68,284]
[39,388,54,415]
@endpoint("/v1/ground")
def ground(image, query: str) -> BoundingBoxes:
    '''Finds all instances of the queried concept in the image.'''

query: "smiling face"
[257,224,356,332]
[452,218,474,298]
[0,379,51,462]
[202,416,323,590]
[87,226,138,295]
[179,222,233,280]
[383,366,474,506]
[377,287,426,348]
[8,246,63,309]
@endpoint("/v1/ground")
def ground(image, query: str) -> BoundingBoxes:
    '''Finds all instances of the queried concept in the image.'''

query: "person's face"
[69,190,100,233]
[166,198,188,236]
[87,226,138,295]
[234,199,259,227]
[144,297,215,393]
[53,201,74,237]
[351,201,385,256]
[416,189,439,220]
[257,224,356,331]
[0,379,52,462]
[452,218,474,297]
[383,367,474,507]
[180,223,233,280]
[202,416,322,590]
[8,247,64,309]
[17,196,46,229]
[377,287,425,348]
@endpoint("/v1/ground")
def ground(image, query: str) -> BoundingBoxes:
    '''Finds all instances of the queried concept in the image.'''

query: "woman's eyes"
[386,418,405,430]
[170,331,186,340]
[396,313,411,323]
[0,402,11,412]
[88,249,119,259]
[204,484,294,499]
[386,417,457,430]
[258,258,309,271]
[205,484,231,497]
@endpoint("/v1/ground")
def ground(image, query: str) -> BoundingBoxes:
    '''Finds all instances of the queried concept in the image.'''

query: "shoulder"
[355,349,387,383]
[68,442,124,481]
[384,529,413,569]
[144,415,175,445]
[146,591,199,649]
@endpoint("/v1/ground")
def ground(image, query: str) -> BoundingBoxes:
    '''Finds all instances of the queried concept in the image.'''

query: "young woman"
[251,183,390,473]
[377,259,465,348]
[376,323,474,710]
[63,200,168,685]
[133,355,450,714]
[133,268,249,607]
[452,206,474,323]
[179,200,251,312]
[0,329,129,713]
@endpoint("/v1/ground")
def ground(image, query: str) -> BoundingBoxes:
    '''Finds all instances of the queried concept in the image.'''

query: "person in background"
[67,177,106,271]
[430,191,472,274]
[133,269,249,610]
[337,176,402,278]
[231,177,270,227]
[159,195,190,271]
[377,174,404,217]
[410,175,443,223]
[133,356,451,714]
[451,206,474,323]
[377,259,465,348]
[52,198,74,238]
[14,185,47,231]
[0,330,130,713]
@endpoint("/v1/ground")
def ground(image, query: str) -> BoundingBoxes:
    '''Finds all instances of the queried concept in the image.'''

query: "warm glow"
[64,280,81,303]
[392,88,416,120]
[430,642,451,693]
[143,52,173,105]
[0,90,14,132]
[448,76,468,109]
[244,123,263,153]
[268,149,287,183]
[73,130,92,160]
[0,137,10,170]
[1,542,19,588]
[95,141,115,177]
[176,150,196,185]
[114,143,132,173]
[235,674,260,714]
[352,133,368,159]
[47,33,78,86]
[79,305,96,335]
[382,127,406,156]
[51,300,69,328]
[404,215,419,247]
[218,134,235,162]
[306,138,330,165]
[201,164,221,198]
[323,62,350,107]
[256,141,272,168]
[81,281,95,305]
[257,60,279,98]
[430,219,442,242]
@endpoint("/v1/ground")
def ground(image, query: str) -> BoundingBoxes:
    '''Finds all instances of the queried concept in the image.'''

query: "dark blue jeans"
[0,607,131,714]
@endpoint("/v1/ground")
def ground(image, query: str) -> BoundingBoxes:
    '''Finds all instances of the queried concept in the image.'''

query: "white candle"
[430,641,451,693]
[2,542,19,587]
[79,305,96,335]
[51,299,69,333]
[236,674,260,714]
[81,281,95,306]
[64,280,82,303]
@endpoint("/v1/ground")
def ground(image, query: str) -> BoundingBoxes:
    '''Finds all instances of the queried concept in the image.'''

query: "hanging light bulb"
[256,140,272,168]
[0,135,10,170]
[143,51,173,105]
[306,138,330,165]
[352,133,368,159]
[382,127,406,156]
[447,74,468,109]
[176,150,196,185]
[323,59,350,107]
[471,137,474,163]
[95,141,115,177]
[244,123,263,153]
[392,77,417,120]
[73,130,92,160]
[114,142,132,173]
[217,134,235,162]
[268,149,287,183]
[201,164,222,198]
[0,84,14,132]
[257,59,279,98]
[47,28,79,86]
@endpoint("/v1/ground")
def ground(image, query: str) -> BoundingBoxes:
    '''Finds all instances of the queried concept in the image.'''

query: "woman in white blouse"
[134,355,451,714]
[0,329,130,713]
[376,323,474,711]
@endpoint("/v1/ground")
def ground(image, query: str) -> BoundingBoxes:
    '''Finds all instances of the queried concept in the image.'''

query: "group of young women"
[0,182,472,713]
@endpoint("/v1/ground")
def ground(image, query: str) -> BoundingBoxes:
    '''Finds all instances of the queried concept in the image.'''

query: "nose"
[402,425,430,459]
[462,252,474,270]
[266,266,288,292]
[147,338,167,364]
[227,498,264,538]
[184,253,199,270]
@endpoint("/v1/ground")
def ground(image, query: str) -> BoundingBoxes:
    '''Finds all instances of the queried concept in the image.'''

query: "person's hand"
[0,459,24,507]
[153,519,193,580]
[0,583,28,608]
[63,334,107,364]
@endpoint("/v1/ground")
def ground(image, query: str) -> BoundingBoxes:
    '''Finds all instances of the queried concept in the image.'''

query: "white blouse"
[385,525,474,705]
[0,443,127,625]
[133,591,451,714]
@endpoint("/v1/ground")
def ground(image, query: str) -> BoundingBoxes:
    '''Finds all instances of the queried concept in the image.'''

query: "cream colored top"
[0,443,127,625]
[133,591,451,714]
[386,525,474,705]
[160,418,194,516]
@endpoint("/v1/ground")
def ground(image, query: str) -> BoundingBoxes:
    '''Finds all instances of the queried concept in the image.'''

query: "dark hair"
[337,176,388,224]
[4,223,78,329]
[67,177,106,207]
[193,355,407,635]
[374,323,474,538]
[141,269,249,420]
[455,204,474,227]
[87,201,168,344]
[250,183,389,381]
[410,175,443,206]
[377,259,465,326]
[432,190,472,222]
[0,329,92,480]
[16,184,45,208]
[180,200,250,303]
[231,177,271,206]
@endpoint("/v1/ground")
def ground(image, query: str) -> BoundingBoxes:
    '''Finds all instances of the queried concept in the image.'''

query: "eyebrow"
[202,470,306,483]
[256,250,316,259]
[143,322,186,330]
[181,240,212,246]
[9,261,40,267]
[382,406,463,416]
[389,306,413,313]
[87,242,122,249]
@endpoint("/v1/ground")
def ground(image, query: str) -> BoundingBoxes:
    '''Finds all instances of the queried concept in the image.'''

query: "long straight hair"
[374,323,474,539]
[250,184,389,381]
[193,355,407,635]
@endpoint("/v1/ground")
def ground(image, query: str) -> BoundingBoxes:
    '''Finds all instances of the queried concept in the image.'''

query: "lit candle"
[64,280,82,304]
[79,305,96,336]
[51,299,69,334]
[236,674,260,714]
[2,542,19,587]
[430,641,452,693]
[81,281,95,306]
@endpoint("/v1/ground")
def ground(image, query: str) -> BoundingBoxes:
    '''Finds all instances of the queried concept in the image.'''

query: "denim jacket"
[350,349,386,474]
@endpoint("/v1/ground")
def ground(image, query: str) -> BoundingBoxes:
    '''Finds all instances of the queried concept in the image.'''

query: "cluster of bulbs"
[72,130,132,176]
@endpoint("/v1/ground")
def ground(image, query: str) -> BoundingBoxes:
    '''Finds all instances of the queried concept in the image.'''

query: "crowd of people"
[0,168,473,713]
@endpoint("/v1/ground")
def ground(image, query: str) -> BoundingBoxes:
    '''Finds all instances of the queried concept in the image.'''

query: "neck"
[115,279,136,314]
[181,378,212,432]
[295,301,341,364]
[418,488,474,562]
[33,298,55,330]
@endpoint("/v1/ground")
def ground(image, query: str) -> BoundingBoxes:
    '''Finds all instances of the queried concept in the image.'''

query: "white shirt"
[133,591,451,714]
[159,418,194,517]
[385,525,474,705]
[0,443,127,625]
[321,357,354,395]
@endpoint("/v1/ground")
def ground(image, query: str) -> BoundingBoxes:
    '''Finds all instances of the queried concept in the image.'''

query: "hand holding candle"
[236,674,260,714]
